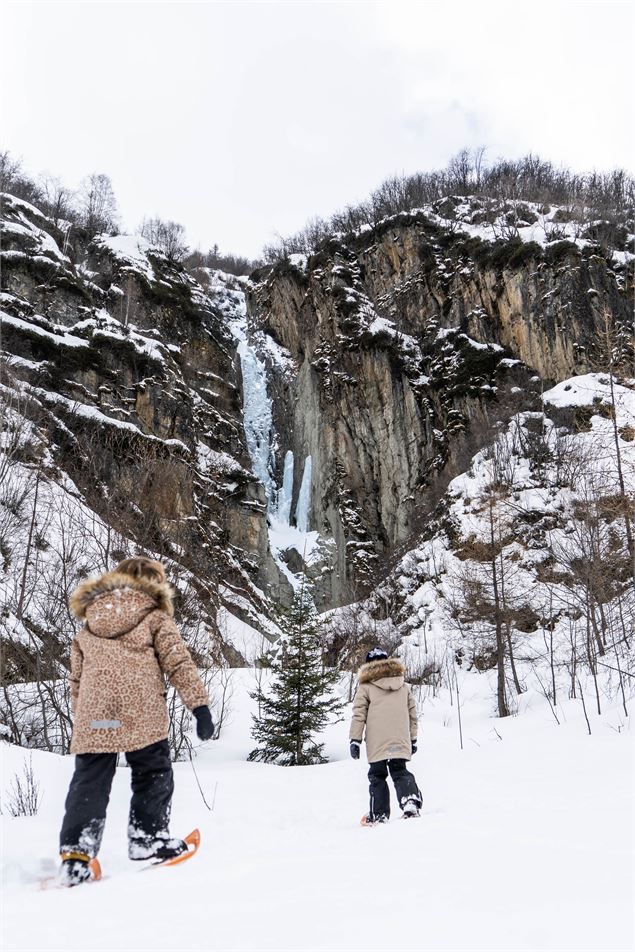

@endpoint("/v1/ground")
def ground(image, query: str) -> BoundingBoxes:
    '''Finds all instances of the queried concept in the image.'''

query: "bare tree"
[590,307,635,577]
[139,217,189,262]
[79,173,119,237]
[0,150,22,192]
[39,175,76,228]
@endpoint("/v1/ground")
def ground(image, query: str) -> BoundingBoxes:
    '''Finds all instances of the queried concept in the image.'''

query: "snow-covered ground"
[1,670,632,952]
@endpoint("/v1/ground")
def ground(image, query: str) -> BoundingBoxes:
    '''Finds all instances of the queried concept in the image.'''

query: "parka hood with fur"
[70,571,175,640]
[70,570,175,619]
[358,657,405,692]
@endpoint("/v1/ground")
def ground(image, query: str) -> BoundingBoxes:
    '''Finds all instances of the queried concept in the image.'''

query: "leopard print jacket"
[68,570,209,754]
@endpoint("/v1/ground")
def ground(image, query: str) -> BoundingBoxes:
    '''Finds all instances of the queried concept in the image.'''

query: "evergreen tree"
[248,587,342,765]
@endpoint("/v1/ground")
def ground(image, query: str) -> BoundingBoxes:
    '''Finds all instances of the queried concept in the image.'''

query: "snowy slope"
[1,670,632,952]
[354,372,635,719]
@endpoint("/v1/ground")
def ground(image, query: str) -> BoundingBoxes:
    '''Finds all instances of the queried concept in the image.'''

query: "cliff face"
[0,194,274,651]
[246,200,632,604]
[1,191,632,642]
[356,216,628,380]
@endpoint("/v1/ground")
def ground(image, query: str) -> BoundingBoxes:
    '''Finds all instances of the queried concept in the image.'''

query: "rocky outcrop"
[353,216,629,380]
[246,204,632,605]
[0,194,274,647]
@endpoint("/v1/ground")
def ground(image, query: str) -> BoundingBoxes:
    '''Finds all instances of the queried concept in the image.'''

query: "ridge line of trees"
[263,147,634,261]
[3,146,633,275]
[0,150,258,276]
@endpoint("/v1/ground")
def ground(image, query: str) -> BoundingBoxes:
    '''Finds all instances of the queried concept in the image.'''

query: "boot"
[129,836,188,862]
[361,812,389,826]
[401,796,421,818]
[59,852,92,887]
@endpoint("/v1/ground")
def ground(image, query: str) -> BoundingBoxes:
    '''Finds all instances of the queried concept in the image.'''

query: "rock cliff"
[245,198,632,604]
[0,194,276,659]
[1,191,632,659]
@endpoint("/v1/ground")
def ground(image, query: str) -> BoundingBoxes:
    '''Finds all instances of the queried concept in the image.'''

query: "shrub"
[4,756,42,816]
[544,240,580,265]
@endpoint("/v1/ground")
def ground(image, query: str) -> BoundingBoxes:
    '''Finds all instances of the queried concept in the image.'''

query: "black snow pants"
[59,739,174,859]
[368,758,422,819]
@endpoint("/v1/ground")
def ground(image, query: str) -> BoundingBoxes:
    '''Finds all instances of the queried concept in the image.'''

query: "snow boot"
[401,797,421,819]
[361,812,389,826]
[59,852,92,887]
[129,837,188,862]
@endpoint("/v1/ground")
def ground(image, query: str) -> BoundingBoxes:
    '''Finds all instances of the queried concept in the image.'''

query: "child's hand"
[350,740,361,760]
[193,706,215,741]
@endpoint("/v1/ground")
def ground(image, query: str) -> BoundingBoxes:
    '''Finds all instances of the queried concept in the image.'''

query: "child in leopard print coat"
[58,557,213,886]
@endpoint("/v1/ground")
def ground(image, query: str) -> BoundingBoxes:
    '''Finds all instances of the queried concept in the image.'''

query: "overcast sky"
[3,0,633,257]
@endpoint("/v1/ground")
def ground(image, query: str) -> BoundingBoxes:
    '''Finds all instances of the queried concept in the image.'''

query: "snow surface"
[544,373,635,416]
[0,194,71,265]
[1,670,632,952]
[216,610,271,663]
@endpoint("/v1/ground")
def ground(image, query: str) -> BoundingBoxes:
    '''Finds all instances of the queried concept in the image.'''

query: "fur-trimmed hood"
[70,571,174,639]
[358,656,405,689]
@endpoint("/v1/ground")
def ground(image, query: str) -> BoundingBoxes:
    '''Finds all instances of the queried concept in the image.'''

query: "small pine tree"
[248,587,342,765]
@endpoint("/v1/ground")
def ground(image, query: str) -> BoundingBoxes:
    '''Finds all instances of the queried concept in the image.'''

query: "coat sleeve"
[349,684,370,742]
[407,688,418,740]
[69,637,83,714]
[152,613,209,711]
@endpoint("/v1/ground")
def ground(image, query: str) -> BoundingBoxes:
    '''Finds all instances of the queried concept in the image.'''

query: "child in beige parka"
[350,647,422,824]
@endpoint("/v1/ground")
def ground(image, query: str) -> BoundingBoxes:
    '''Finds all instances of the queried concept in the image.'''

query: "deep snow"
[1,670,632,952]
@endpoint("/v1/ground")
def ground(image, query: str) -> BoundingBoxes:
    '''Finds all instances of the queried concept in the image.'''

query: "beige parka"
[68,570,208,754]
[349,657,418,763]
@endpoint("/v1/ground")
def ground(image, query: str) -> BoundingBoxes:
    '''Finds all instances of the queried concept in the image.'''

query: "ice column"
[276,451,294,524]
[295,455,312,532]
[237,340,274,505]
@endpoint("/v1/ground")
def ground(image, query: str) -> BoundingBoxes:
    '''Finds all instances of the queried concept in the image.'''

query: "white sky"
[2,0,633,257]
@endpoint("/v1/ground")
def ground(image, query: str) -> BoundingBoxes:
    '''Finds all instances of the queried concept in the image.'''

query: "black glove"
[411,740,418,755]
[350,740,361,760]
[193,706,215,741]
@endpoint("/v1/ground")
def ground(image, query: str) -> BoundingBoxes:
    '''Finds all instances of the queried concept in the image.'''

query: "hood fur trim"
[358,657,405,684]
[70,571,175,620]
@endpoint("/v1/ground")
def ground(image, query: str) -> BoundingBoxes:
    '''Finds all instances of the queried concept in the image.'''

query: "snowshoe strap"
[60,851,90,863]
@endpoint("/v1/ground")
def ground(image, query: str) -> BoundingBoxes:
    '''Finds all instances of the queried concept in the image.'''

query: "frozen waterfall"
[295,456,312,532]
[236,339,274,505]
[231,300,315,578]
[276,450,294,524]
